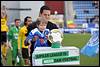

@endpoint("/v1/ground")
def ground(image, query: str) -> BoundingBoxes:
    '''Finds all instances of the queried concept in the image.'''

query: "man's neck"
[16,26,19,29]
[25,25,28,27]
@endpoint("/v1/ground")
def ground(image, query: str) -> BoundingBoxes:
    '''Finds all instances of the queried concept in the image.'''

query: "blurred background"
[1,1,99,30]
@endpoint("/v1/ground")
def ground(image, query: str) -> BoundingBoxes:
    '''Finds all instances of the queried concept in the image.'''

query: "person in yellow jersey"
[1,4,9,66]
[18,16,32,66]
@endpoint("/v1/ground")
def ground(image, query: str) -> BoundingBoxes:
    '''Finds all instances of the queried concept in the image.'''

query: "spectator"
[92,1,99,8]
[90,15,99,24]
[83,9,89,14]
[93,15,99,24]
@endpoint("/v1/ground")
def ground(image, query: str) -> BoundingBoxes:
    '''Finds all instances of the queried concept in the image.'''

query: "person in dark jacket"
[26,6,58,36]
[25,5,58,66]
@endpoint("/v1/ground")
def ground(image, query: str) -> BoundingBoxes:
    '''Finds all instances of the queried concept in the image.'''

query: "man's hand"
[10,46,13,51]
[28,45,31,57]
[28,40,32,45]
[7,41,13,51]
[18,49,22,59]
[18,49,21,55]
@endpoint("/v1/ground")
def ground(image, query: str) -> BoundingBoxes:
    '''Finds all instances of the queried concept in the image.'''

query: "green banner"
[43,56,79,64]
[35,51,69,59]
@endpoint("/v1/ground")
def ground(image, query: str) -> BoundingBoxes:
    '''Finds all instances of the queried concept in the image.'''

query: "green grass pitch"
[6,33,99,66]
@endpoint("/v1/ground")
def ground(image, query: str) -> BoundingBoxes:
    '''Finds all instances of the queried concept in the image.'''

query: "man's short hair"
[24,16,31,25]
[40,5,51,14]
[14,19,20,22]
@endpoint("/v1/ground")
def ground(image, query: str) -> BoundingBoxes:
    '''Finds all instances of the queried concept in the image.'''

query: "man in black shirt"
[26,5,58,45]
[26,5,58,66]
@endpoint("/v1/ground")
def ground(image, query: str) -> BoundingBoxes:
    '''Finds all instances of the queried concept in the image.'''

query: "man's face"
[40,10,51,20]
[15,20,20,27]
[27,18,32,26]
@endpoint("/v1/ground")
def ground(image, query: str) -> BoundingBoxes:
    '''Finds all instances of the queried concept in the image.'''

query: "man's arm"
[18,29,22,50]
[7,27,13,49]
[47,21,58,30]
[8,27,13,41]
